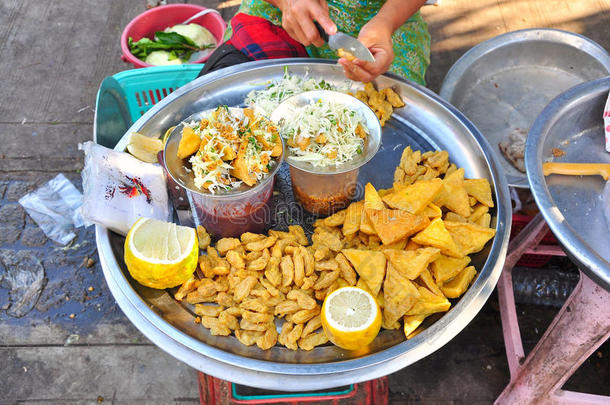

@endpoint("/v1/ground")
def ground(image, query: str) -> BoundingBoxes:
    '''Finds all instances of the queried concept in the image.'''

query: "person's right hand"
[277,0,337,47]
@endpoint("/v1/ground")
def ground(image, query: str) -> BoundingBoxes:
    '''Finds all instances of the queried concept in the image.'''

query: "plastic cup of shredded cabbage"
[164,107,283,237]
[271,90,381,216]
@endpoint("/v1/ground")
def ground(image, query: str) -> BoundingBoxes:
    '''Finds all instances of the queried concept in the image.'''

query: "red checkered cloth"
[226,13,308,60]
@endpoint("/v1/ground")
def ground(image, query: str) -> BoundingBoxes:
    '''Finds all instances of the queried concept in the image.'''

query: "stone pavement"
[0,0,609,403]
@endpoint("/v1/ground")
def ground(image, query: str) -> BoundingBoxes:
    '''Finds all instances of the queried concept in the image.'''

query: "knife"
[314,22,375,63]
[157,151,195,227]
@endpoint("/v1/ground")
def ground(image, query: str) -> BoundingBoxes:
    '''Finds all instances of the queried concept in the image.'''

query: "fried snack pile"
[352,83,405,127]
[175,146,496,349]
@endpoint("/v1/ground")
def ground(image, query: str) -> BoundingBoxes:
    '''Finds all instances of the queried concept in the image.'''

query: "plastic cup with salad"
[164,106,284,238]
[271,90,381,216]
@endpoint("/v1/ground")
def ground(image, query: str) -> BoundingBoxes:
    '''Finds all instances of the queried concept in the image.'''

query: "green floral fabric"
[225,0,430,85]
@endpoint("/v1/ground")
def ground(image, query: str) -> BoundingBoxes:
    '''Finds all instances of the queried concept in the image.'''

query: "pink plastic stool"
[495,213,610,404]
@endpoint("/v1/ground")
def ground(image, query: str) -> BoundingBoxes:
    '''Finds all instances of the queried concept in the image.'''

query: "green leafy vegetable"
[128,31,214,63]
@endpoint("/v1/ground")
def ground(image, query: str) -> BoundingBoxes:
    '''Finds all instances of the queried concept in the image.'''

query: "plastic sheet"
[18,174,84,245]
[79,141,170,235]
[0,250,46,318]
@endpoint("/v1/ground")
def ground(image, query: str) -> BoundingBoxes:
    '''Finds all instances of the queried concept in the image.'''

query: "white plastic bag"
[79,141,170,235]
[18,173,84,245]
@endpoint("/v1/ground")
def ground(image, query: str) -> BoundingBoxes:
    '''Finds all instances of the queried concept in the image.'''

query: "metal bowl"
[440,29,610,188]
[526,77,610,290]
[98,59,511,390]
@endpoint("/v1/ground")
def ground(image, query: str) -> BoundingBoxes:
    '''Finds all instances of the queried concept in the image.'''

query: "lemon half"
[321,286,382,350]
[124,218,198,289]
[126,132,163,163]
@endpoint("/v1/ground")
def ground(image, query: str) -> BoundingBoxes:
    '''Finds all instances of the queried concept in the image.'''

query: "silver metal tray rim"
[439,28,610,189]
[96,58,511,388]
[526,76,610,290]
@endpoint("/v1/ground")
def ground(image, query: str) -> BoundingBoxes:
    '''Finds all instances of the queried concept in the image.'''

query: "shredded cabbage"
[279,99,368,168]
[188,107,279,193]
[246,67,347,116]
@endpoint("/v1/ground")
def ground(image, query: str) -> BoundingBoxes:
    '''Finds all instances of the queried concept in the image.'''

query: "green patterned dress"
[225,0,430,85]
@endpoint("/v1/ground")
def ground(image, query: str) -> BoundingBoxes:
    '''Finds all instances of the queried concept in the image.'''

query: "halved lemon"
[321,286,382,350]
[124,218,198,289]
[126,132,163,163]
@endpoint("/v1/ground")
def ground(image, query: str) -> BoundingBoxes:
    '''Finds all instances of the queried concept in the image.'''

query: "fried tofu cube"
[177,126,201,159]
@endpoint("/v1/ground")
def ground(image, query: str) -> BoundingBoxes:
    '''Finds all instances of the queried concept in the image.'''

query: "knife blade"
[157,151,195,228]
[314,22,375,63]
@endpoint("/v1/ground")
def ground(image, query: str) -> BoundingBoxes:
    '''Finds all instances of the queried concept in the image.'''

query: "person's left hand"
[338,21,393,82]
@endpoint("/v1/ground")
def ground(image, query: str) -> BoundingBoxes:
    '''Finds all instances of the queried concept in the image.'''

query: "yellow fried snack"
[337,48,356,61]
[444,221,496,255]
[421,203,443,219]
[361,183,386,235]
[383,262,420,327]
[405,286,451,317]
[469,204,489,223]
[365,208,429,245]
[441,265,477,298]
[430,254,471,285]
[417,268,444,297]
[412,218,462,258]
[177,126,201,159]
[359,83,405,126]
[231,147,257,186]
[174,145,496,350]
[464,178,494,208]
[436,168,471,218]
[382,178,443,214]
[403,314,426,339]
[342,249,387,296]
[476,213,492,228]
[383,88,405,108]
[342,200,364,236]
[383,247,440,280]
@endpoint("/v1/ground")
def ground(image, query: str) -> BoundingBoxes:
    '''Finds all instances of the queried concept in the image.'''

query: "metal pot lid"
[526,77,610,290]
[99,59,511,390]
[440,28,610,188]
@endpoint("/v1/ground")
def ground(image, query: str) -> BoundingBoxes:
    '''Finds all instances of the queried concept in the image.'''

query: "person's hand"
[338,20,394,82]
[277,0,336,47]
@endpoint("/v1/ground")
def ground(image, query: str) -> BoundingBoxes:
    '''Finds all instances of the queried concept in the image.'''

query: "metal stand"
[495,213,610,404]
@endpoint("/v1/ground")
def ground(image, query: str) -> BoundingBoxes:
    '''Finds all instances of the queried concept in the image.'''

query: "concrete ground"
[1,0,609,403]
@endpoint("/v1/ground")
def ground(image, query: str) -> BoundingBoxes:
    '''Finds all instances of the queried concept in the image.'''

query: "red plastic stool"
[198,373,388,405]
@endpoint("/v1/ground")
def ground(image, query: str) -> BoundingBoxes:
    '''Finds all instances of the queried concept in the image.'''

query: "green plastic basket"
[94,64,203,148]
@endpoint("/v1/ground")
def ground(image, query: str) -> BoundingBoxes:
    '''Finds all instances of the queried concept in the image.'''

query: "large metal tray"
[96,59,511,390]
[526,77,610,290]
[440,29,610,188]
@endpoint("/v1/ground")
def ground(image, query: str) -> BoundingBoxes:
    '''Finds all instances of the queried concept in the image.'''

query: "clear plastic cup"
[186,175,275,238]
[164,108,283,238]
[289,166,358,216]
[271,90,382,216]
